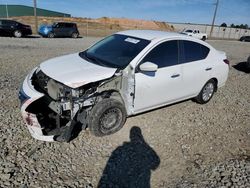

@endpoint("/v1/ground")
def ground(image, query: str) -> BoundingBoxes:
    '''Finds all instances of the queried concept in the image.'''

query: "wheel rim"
[49,33,54,38]
[202,83,214,102]
[99,107,122,134]
[15,31,21,37]
[72,33,77,38]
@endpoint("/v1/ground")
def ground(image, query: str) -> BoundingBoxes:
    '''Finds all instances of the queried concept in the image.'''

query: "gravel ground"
[0,36,249,188]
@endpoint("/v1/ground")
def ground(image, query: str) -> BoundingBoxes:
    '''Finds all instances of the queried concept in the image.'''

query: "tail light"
[223,59,230,65]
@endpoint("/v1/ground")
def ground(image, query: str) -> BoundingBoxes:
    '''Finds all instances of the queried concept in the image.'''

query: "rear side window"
[142,40,179,68]
[181,40,210,63]
[57,23,65,28]
[65,23,73,28]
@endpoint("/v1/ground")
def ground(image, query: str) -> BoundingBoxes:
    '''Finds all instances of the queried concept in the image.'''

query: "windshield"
[185,30,193,33]
[80,34,150,69]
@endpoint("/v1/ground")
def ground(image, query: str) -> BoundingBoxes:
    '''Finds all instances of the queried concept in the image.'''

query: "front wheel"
[195,80,216,104]
[88,98,127,137]
[48,32,55,38]
[14,30,22,38]
[202,36,206,41]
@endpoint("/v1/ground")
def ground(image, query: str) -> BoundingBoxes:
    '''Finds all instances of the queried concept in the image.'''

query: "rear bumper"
[19,69,55,141]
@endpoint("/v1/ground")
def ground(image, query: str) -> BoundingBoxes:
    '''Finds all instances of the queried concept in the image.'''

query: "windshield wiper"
[80,51,113,68]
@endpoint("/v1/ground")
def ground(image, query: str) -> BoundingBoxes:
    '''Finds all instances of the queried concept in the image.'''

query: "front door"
[53,23,67,37]
[134,40,184,113]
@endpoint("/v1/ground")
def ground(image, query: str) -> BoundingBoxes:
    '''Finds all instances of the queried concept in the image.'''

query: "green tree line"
[220,22,248,29]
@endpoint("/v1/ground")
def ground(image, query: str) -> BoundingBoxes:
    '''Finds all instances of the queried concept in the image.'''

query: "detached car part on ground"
[19,30,229,142]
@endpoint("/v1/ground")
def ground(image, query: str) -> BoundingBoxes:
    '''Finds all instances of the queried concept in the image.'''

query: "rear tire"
[48,32,55,38]
[71,32,78,38]
[14,30,22,38]
[195,79,216,104]
[88,98,127,137]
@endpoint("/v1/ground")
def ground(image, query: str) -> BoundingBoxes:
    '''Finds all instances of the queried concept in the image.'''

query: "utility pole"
[210,0,219,38]
[5,3,9,18]
[33,0,38,33]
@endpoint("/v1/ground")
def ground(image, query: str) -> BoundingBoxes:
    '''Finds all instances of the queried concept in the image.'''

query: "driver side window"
[142,40,179,68]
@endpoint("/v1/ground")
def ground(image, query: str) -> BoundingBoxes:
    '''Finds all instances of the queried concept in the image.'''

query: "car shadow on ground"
[233,62,250,73]
[0,35,41,39]
[97,126,160,188]
[23,35,41,38]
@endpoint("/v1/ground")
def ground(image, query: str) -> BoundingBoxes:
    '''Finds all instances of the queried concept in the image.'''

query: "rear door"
[180,40,211,97]
[64,23,74,36]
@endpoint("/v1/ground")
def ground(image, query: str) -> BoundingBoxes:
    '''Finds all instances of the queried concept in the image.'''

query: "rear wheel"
[88,98,127,137]
[14,30,22,38]
[195,79,216,104]
[71,32,78,38]
[48,32,55,38]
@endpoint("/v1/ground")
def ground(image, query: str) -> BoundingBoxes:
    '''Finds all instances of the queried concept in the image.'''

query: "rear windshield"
[80,34,150,69]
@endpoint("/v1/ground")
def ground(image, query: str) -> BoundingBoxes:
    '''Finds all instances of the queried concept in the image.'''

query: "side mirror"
[139,62,158,72]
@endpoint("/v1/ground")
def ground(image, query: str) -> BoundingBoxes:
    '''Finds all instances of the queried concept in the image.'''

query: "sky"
[2,0,250,25]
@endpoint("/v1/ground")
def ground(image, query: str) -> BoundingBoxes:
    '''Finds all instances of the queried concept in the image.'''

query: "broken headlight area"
[31,70,87,101]
[28,70,96,141]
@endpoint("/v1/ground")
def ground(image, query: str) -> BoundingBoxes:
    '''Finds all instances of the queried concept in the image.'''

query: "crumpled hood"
[40,53,117,88]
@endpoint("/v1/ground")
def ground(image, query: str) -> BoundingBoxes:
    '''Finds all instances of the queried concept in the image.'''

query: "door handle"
[205,67,212,71]
[171,74,180,78]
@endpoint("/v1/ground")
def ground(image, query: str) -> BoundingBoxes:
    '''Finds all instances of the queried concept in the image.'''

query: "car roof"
[117,30,191,41]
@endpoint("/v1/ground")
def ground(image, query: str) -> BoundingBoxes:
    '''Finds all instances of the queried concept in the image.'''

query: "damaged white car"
[19,30,229,142]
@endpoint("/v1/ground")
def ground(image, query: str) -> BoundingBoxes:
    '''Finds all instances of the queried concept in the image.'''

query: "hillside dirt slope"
[10,16,174,36]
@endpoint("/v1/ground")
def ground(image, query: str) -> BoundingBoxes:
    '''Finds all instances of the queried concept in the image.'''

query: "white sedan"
[19,30,229,142]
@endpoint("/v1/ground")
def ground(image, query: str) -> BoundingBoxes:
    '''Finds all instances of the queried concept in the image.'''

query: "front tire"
[88,98,127,137]
[195,79,216,104]
[14,30,22,38]
[48,32,55,38]
[202,36,206,41]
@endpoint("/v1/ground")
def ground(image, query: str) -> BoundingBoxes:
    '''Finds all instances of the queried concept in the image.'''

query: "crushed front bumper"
[19,69,55,141]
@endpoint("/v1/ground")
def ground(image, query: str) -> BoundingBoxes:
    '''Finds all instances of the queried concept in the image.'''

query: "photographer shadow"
[98,126,160,188]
